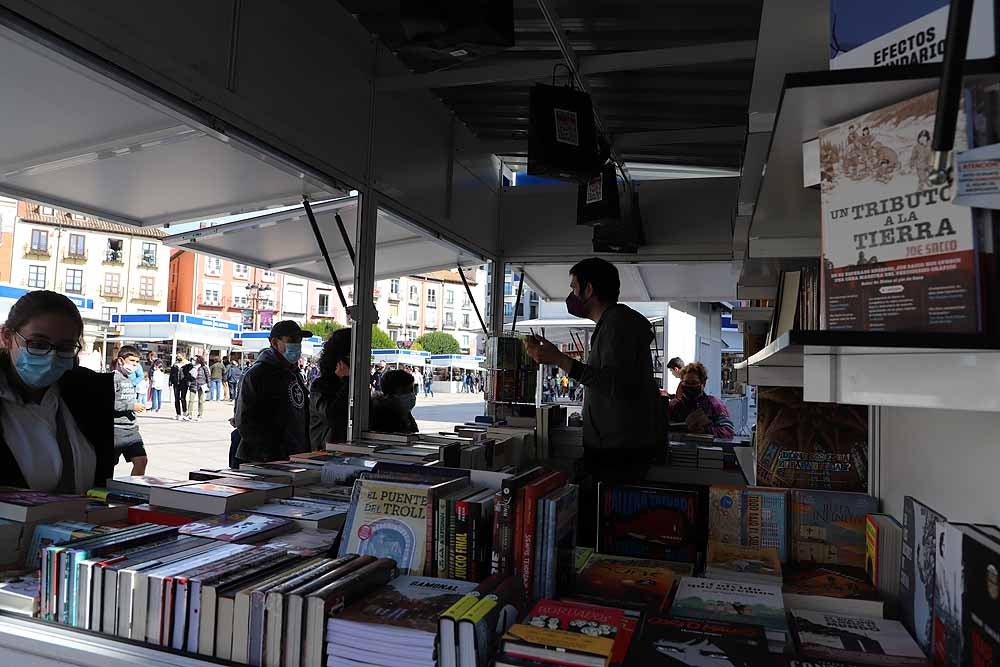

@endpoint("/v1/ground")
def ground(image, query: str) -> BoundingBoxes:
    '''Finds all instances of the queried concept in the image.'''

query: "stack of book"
[0,488,91,567]
[103,476,196,504]
[248,497,349,531]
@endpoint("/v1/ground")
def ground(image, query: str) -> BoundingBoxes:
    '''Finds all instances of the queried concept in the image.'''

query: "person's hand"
[686,408,710,432]
[523,336,568,368]
[133,403,147,413]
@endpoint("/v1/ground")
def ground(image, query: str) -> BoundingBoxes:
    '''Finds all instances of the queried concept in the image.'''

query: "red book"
[518,472,568,599]
[127,503,208,526]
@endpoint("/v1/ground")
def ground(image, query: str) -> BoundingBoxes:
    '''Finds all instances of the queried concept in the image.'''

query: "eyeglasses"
[14,331,82,359]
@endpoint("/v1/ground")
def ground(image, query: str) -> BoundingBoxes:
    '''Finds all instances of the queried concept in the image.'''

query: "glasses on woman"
[15,331,82,359]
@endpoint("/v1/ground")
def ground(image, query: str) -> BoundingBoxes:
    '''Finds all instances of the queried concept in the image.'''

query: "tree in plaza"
[413,331,461,355]
[370,325,395,350]
[410,341,425,351]
[307,320,394,351]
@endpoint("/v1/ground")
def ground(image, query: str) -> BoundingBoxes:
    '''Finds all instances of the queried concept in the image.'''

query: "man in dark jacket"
[235,320,312,462]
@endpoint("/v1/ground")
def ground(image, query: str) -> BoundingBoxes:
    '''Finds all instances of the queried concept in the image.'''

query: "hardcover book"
[177,512,294,543]
[575,554,684,608]
[705,541,783,586]
[147,483,265,515]
[502,599,626,666]
[0,489,89,524]
[755,387,869,493]
[933,521,964,667]
[783,564,880,601]
[337,479,432,575]
[597,483,700,563]
[819,88,980,333]
[790,609,928,666]
[960,526,1000,666]
[624,615,771,666]
[336,575,478,635]
[899,496,945,656]
[708,486,788,562]
[790,490,877,569]
[669,577,787,639]
[247,497,348,530]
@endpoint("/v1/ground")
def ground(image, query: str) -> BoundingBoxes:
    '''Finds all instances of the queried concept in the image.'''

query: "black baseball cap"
[269,320,313,340]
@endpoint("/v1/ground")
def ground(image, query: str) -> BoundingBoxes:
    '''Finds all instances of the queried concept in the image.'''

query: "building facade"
[11,201,169,347]
[502,267,539,324]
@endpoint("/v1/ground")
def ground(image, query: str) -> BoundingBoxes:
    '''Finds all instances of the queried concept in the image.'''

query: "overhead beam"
[625,264,651,301]
[375,41,757,91]
[614,126,746,150]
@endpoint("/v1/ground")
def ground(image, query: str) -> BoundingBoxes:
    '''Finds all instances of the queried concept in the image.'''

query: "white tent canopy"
[429,354,485,371]
[108,313,240,349]
[512,315,663,346]
[163,197,484,286]
[372,349,431,367]
[233,331,323,356]
[0,24,337,227]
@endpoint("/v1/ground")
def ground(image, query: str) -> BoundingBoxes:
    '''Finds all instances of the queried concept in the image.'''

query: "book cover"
[961,527,1000,666]
[790,609,928,666]
[337,479,430,575]
[260,529,338,556]
[576,554,682,608]
[106,476,189,490]
[0,490,86,507]
[249,497,347,520]
[706,541,783,584]
[598,483,700,563]
[493,467,545,577]
[337,575,477,635]
[624,615,770,666]
[790,490,877,569]
[669,577,787,636]
[504,599,625,662]
[755,387,869,493]
[520,472,568,598]
[819,88,981,333]
[540,484,579,599]
[933,522,964,667]
[783,564,880,601]
[458,575,524,667]
[899,496,945,656]
[177,512,294,543]
[709,486,789,562]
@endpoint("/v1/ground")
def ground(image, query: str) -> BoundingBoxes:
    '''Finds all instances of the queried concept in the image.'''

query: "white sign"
[955,143,1000,209]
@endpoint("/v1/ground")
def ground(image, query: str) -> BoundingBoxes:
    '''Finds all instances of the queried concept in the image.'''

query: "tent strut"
[302,197,349,311]
[334,212,356,264]
[458,264,489,336]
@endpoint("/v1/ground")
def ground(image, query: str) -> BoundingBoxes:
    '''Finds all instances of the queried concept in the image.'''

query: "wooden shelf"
[737,330,1000,411]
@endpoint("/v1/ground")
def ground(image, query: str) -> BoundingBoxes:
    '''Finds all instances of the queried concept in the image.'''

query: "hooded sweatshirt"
[235,346,309,462]
[568,303,664,450]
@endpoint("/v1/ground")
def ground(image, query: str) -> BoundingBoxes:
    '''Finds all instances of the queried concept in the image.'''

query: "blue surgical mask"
[398,393,417,412]
[14,349,74,389]
[282,343,302,364]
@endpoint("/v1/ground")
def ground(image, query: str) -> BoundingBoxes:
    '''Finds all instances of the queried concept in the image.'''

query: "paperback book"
[899,496,945,656]
[502,599,627,667]
[790,490,877,569]
[790,608,928,666]
[337,478,432,575]
[575,553,684,608]
[624,615,771,666]
[705,541,783,586]
[669,577,788,645]
[177,512,295,543]
[708,486,789,562]
[597,483,700,563]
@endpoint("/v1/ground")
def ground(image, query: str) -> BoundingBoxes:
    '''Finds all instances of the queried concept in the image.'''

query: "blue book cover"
[709,486,789,563]
[791,490,878,570]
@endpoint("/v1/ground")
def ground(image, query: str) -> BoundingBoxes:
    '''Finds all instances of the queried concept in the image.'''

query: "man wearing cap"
[234,320,312,462]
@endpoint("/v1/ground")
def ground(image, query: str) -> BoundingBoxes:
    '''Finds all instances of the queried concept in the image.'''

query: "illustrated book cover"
[597,483,700,563]
[708,486,788,563]
[790,490,877,569]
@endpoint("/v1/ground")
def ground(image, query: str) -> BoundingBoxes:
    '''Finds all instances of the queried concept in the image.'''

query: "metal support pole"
[334,213,356,265]
[488,261,506,337]
[930,0,975,185]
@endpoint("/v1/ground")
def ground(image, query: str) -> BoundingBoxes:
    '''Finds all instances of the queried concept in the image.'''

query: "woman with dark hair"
[0,290,114,492]
[371,369,419,434]
[308,328,352,449]
[186,354,209,421]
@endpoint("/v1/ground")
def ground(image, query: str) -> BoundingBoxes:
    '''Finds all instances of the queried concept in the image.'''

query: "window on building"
[446,289,455,306]
[462,313,471,329]
[444,312,455,328]
[409,284,419,302]
[70,213,85,220]
[317,292,330,315]
[68,234,85,258]
[463,292,471,308]
[141,242,157,267]
[30,229,48,253]
[504,302,513,318]
[462,335,470,349]
[389,303,400,320]
[233,263,250,279]
[427,287,437,306]
[139,276,155,299]
[426,309,437,328]
[103,272,120,295]
[409,307,419,323]
[504,281,513,296]
[530,303,539,319]
[27,265,46,289]
[205,257,222,276]
[105,239,123,263]
[65,268,83,293]
[285,290,304,313]
[231,292,248,308]
[390,329,398,342]
[204,286,221,306]
[390,279,400,295]
[261,270,276,282]
[101,306,117,322]
[39,206,55,216]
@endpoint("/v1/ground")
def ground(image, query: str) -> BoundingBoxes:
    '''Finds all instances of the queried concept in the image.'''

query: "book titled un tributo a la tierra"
[819,88,981,333]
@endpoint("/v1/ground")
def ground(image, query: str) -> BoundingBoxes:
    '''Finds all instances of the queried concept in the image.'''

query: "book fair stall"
[0,2,999,667]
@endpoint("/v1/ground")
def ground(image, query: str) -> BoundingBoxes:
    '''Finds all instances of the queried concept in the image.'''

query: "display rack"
[485,334,541,417]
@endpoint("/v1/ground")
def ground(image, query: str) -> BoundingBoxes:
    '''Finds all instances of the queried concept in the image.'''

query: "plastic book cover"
[576,554,684,607]
[107,476,188,488]
[790,490,877,569]
[899,496,945,655]
[783,564,879,601]
[597,483,699,563]
[250,498,345,519]
[961,528,1000,666]
[177,512,293,542]
[819,88,980,333]
[504,599,625,661]
[669,577,787,635]
[625,615,770,666]
[933,522,964,667]
[755,387,868,493]
[790,609,927,666]
[338,575,477,634]
[709,486,788,562]
[339,479,430,575]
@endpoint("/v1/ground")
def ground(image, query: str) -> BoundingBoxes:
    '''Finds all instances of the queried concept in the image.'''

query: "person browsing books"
[668,362,735,438]
[370,369,419,434]
[308,328,352,449]
[236,320,312,461]
[0,290,115,493]
[112,345,149,475]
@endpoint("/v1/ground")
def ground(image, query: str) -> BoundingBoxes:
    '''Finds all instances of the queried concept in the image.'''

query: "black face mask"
[566,291,590,318]
[681,384,702,400]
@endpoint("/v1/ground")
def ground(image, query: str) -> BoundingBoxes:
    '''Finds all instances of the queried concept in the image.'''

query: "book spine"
[866,515,879,586]
[447,494,459,578]
[454,498,470,581]
[490,491,503,575]
[436,495,449,578]
[425,488,437,577]
[512,487,526,582]
[467,498,483,582]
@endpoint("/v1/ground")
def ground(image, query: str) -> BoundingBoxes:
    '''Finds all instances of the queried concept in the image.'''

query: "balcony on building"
[24,241,50,258]
[131,288,163,303]
[103,248,124,265]
[138,253,158,269]
[63,248,88,262]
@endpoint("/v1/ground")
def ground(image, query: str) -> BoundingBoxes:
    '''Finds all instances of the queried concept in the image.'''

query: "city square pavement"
[115,390,487,481]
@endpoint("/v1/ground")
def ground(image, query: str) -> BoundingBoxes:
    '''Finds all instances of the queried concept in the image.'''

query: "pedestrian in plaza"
[186,355,209,421]
[423,370,434,398]
[209,357,225,401]
[306,360,321,388]
[0,290,114,493]
[142,351,157,407]
[225,358,243,401]
[371,369,418,434]
[297,357,309,385]
[221,357,231,401]
[168,353,191,420]
[112,345,148,475]
[371,364,384,392]
[236,320,312,461]
[559,374,569,398]
[309,328,352,449]
[150,359,166,412]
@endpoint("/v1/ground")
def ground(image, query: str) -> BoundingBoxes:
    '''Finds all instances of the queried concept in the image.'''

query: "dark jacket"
[0,360,115,489]
[169,362,193,392]
[370,394,418,434]
[112,367,143,448]
[308,373,350,450]
[568,303,664,450]
[235,347,310,462]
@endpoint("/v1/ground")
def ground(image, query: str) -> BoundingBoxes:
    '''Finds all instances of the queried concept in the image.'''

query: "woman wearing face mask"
[370,369,419,434]
[0,291,114,493]
[308,328,352,449]
[668,362,735,438]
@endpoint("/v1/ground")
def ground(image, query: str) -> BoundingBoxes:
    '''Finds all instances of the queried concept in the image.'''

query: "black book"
[898,496,946,656]
[491,466,545,576]
[959,525,1000,666]
[624,615,771,666]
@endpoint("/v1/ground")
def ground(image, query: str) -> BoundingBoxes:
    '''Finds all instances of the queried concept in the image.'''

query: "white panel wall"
[667,307,697,395]
[878,407,1000,524]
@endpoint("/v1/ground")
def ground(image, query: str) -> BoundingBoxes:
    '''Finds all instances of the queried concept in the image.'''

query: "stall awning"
[0,24,338,227]
[371,349,431,366]
[0,284,94,321]
[513,316,663,346]
[234,331,323,356]
[162,197,484,285]
[110,313,239,348]
[429,354,485,370]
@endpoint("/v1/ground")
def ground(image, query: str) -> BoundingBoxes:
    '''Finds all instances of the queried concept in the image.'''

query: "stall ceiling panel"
[163,198,484,286]
[0,24,337,226]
